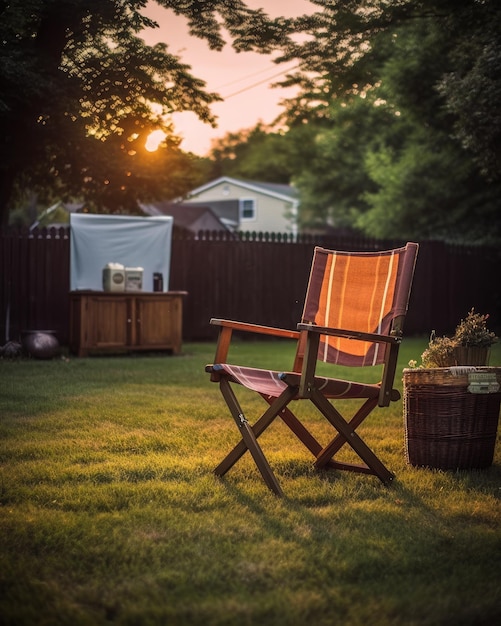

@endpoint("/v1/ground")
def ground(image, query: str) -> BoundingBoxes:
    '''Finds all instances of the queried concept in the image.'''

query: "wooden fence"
[1,227,500,347]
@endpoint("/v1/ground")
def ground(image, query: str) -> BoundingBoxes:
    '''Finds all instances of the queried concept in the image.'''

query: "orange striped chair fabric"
[302,245,419,366]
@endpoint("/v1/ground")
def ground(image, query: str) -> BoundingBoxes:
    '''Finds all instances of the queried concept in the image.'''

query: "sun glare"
[145,129,166,152]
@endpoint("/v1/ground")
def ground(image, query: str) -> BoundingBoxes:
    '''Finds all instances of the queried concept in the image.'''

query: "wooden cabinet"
[69,291,187,357]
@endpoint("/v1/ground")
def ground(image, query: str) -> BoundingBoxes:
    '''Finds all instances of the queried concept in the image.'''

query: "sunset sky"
[141,0,313,156]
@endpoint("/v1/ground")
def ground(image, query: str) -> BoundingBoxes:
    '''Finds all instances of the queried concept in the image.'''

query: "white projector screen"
[70,214,173,292]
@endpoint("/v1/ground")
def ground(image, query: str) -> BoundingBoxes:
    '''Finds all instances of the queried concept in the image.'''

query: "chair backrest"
[301,243,419,367]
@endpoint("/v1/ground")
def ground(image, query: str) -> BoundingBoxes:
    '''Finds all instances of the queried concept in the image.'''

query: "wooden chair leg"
[215,385,297,478]
[217,379,284,496]
[314,397,378,468]
[310,389,394,484]
[262,395,323,457]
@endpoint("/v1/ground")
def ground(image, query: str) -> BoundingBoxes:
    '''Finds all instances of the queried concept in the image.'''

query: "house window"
[240,198,256,221]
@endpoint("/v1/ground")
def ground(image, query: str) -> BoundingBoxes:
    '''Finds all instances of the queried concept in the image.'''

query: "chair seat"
[208,363,391,400]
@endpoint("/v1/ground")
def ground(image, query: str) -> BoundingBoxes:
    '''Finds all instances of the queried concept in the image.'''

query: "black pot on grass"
[21,330,60,359]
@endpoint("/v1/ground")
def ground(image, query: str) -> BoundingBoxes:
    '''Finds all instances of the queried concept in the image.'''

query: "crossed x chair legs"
[213,377,394,497]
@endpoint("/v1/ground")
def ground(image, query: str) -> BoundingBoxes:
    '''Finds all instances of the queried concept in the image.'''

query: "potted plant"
[420,333,456,368]
[421,309,497,368]
[452,309,497,366]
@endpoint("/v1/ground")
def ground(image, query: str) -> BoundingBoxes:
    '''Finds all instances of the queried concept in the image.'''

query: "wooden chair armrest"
[210,318,299,365]
[296,323,401,344]
[211,319,300,340]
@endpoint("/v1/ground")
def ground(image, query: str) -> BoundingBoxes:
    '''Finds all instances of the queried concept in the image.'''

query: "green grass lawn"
[1,338,500,626]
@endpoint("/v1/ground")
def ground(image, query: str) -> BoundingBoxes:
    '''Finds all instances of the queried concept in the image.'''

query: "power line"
[215,64,286,90]
[221,64,300,99]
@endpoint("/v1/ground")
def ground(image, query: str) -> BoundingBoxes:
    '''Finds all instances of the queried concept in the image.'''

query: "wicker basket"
[403,367,501,470]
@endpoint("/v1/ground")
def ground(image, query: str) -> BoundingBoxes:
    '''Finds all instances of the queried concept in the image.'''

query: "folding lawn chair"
[206,243,419,496]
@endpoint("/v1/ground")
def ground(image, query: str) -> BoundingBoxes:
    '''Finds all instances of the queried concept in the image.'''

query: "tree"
[207,123,295,183]
[437,2,501,181]
[0,0,291,225]
[292,93,394,231]
[358,17,501,243]
[279,0,501,243]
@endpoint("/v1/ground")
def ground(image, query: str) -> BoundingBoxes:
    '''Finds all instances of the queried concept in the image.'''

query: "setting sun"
[145,129,166,152]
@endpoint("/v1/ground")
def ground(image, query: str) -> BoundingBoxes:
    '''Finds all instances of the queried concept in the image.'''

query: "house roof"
[186,200,239,224]
[185,176,299,204]
[139,201,231,233]
[242,180,299,199]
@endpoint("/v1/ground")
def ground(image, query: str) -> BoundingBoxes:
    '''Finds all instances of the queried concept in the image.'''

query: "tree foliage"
[207,123,298,183]
[278,0,501,243]
[0,0,291,225]
[3,0,499,243]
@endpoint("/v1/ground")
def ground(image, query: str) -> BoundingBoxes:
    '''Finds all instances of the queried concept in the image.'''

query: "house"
[139,201,232,235]
[181,177,299,235]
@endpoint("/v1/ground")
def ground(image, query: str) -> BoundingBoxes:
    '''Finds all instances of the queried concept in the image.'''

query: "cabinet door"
[135,296,182,352]
[86,296,132,349]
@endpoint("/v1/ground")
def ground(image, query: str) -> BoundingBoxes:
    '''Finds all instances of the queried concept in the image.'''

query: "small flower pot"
[453,346,490,366]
